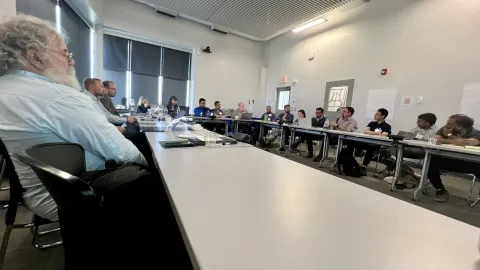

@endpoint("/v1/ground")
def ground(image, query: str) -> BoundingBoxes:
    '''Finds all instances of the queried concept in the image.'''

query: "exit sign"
[280,76,287,84]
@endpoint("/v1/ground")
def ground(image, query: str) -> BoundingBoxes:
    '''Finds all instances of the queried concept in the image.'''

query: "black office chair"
[0,140,64,270]
[15,143,102,270]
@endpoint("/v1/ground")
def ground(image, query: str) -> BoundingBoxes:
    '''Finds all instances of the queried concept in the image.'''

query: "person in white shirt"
[0,15,147,221]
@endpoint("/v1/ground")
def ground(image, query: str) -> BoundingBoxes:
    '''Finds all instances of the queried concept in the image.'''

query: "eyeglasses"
[48,49,73,62]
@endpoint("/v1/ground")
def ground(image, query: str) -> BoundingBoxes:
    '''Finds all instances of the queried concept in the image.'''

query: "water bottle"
[264,114,268,122]
[176,106,181,115]
[164,107,169,117]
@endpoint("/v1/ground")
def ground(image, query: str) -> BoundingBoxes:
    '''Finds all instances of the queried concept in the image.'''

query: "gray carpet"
[0,145,479,269]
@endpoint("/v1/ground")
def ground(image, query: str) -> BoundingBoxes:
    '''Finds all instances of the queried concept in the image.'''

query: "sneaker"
[313,156,321,162]
[304,152,313,158]
[373,170,392,179]
[359,165,367,176]
[434,189,449,203]
[291,140,301,149]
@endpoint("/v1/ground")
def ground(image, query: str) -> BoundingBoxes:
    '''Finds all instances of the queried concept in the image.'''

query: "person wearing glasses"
[99,80,120,115]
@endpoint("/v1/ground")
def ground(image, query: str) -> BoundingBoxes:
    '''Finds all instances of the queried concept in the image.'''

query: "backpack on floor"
[338,149,362,177]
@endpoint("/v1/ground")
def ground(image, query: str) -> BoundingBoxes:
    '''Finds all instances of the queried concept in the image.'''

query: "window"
[103,34,192,106]
[277,90,290,111]
[327,86,348,112]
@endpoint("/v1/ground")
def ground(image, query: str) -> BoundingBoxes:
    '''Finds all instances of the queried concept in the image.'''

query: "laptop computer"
[141,120,182,132]
[397,131,416,140]
[240,113,253,120]
[297,118,311,128]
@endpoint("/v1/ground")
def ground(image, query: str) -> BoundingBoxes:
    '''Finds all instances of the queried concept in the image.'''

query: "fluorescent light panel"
[55,5,61,33]
[158,76,163,105]
[292,18,327,33]
[89,29,94,77]
[186,80,190,107]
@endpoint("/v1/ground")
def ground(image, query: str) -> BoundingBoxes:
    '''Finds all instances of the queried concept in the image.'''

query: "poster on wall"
[365,88,397,119]
[401,95,414,109]
[460,83,480,126]
[290,98,297,112]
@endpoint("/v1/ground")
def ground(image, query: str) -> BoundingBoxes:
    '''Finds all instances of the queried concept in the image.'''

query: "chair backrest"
[0,138,24,225]
[15,143,98,216]
[25,143,86,177]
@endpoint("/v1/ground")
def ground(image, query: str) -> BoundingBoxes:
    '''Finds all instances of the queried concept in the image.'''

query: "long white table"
[398,140,480,202]
[146,128,480,270]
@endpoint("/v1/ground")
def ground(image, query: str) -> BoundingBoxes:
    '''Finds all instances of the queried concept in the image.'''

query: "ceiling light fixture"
[292,18,328,33]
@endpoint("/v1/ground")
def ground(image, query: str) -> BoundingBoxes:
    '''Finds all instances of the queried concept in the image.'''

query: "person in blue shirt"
[194,98,211,117]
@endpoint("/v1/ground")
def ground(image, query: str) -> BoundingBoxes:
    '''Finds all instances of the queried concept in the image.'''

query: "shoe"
[291,140,301,149]
[304,152,313,158]
[278,147,286,151]
[434,189,449,203]
[373,170,392,179]
[359,165,367,176]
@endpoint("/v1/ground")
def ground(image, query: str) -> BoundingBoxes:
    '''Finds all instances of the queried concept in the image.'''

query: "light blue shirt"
[0,71,147,221]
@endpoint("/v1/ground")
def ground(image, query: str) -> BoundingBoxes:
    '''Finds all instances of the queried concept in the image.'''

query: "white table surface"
[146,129,480,270]
[402,140,480,156]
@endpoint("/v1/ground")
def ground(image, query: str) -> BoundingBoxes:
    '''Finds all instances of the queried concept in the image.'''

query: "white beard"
[44,67,82,91]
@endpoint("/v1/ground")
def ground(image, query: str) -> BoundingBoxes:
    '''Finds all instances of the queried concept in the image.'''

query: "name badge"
[415,134,423,140]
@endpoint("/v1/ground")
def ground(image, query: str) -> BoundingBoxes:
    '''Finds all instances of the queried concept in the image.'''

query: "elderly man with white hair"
[0,15,149,221]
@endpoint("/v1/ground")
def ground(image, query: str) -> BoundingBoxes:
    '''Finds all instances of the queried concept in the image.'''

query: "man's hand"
[443,127,453,137]
[127,116,136,123]
[282,114,287,120]
[330,122,338,127]
[116,126,125,133]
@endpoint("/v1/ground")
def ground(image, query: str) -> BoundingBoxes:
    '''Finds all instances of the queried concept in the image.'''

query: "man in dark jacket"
[277,104,294,151]
[100,80,120,116]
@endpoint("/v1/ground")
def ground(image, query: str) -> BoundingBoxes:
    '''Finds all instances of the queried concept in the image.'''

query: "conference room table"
[146,127,480,270]
[191,116,231,136]
[395,140,480,202]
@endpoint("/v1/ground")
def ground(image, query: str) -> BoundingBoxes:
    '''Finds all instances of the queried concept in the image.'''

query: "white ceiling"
[133,0,356,41]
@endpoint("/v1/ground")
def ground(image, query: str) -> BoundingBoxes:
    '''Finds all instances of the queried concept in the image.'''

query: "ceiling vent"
[211,26,229,35]
[155,8,177,19]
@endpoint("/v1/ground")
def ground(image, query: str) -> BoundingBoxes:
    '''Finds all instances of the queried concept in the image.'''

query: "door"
[275,86,291,115]
[323,79,355,121]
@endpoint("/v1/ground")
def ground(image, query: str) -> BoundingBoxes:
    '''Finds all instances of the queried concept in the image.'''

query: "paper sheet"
[401,95,414,109]
[460,83,480,125]
[365,88,397,119]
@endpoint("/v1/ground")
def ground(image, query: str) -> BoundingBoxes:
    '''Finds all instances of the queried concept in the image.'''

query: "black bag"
[338,149,362,177]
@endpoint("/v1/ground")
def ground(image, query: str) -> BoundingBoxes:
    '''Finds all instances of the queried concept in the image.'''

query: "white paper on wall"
[366,88,397,119]
[401,95,414,109]
[460,83,480,124]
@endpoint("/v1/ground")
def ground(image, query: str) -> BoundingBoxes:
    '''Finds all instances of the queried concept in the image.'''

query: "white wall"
[98,0,266,113]
[265,0,480,131]
[0,0,16,18]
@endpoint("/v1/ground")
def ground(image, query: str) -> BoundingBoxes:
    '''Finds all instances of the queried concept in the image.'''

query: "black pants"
[427,156,480,190]
[201,122,215,131]
[282,127,291,146]
[124,132,155,169]
[295,134,324,153]
[344,142,381,166]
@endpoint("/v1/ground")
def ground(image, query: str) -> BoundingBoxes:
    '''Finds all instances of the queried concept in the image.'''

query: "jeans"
[427,156,480,190]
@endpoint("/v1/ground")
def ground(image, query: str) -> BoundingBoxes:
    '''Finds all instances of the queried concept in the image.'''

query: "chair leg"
[467,175,480,207]
[31,225,63,249]
[0,225,13,270]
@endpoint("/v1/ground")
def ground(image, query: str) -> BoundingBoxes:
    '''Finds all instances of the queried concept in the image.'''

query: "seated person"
[343,108,391,176]
[277,104,294,151]
[194,98,214,130]
[231,102,248,119]
[330,106,357,132]
[232,102,251,133]
[193,98,211,117]
[260,105,276,121]
[99,80,120,115]
[375,113,439,180]
[213,101,225,117]
[0,14,190,268]
[427,114,480,203]
[165,95,179,117]
[137,96,151,113]
[83,78,136,127]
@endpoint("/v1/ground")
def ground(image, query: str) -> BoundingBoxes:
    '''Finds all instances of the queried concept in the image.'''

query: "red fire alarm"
[381,69,388,75]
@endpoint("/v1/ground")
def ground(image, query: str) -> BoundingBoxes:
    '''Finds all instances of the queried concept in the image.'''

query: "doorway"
[275,86,291,115]
[323,79,355,121]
